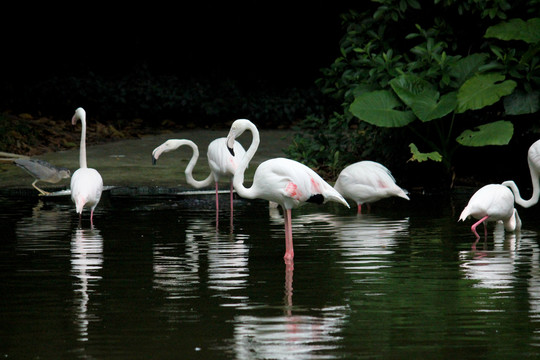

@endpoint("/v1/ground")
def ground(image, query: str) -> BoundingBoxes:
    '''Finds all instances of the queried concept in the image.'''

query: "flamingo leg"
[215,182,219,227]
[215,182,219,210]
[90,209,94,227]
[471,215,489,239]
[230,182,234,216]
[357,204,362,214]
[229,182,234,229]
[284,208,294,262]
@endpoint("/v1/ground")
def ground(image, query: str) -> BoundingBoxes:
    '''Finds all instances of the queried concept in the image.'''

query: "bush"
[286,0,540,186]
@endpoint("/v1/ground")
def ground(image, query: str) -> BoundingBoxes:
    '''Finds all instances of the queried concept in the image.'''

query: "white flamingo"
[152,138,246,217]
[502,139,540,208]
[70,108,103,226]
[459,184,521,239]
[226,119,349,263]
[334,161,409,213]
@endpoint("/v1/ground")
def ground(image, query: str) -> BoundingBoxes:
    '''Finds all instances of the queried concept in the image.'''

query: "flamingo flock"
[15,107,540,263]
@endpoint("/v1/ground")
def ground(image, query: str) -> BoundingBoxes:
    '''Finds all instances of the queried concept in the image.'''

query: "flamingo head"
[226,119,252,156]
[151,139,194,165]
[72,107,86,125]
[151,140,173,165]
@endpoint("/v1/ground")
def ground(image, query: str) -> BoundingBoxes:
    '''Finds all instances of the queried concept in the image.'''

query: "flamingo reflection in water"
[152,216,250,308]
[232,262,348,360]
[71,227,103,342]
[459,223,540,310]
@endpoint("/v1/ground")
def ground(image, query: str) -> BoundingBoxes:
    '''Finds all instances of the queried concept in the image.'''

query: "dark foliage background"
[0,2,356,127]
[1,2,538,193]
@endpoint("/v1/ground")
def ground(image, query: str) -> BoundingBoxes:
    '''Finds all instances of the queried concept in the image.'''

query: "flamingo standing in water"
[502,139,540,208]
[226,119,349,263]
[334,161,409,213]
[151,138,246,220]
[459,184,521,239]
[70,108,103,226]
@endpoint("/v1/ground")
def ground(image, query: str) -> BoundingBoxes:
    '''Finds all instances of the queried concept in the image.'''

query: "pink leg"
[284,208,294,262]
[471,215,489,239]
[229,183,234,229]
[230,182,234,217]
[90,209,94,227]
[215,182,219,210]
[215,182,219,227]
[357,204,362,214]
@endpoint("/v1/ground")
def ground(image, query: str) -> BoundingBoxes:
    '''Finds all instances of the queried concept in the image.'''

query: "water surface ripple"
[1,193,539,359]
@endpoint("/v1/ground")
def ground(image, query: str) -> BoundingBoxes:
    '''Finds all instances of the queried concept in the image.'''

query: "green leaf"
[349,90,416,127]
[456,73,517,113]
[485,18,540,44]
[449,53,489,86]
[504,90,540,115]
[390,75,432,107]
[456,120,514,146]
[408,143,442,162]
[390,75,457,121]
[411,92,457,122]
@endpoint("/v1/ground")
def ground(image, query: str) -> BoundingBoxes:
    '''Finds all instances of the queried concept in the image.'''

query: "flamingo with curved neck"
[152,137,246,221]
[70,107,103,226]
[502,139,540,208]
[226,119,349,263]
[459,184,521,240]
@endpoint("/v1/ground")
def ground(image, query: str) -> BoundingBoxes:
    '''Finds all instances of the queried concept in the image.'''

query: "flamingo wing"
[252,158,347,209]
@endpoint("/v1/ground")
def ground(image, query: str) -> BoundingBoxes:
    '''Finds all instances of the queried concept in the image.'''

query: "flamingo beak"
[228,146,235,156]
[152,155,158,165]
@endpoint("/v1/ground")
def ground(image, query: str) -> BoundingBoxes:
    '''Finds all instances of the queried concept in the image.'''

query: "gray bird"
[14,158,71,196]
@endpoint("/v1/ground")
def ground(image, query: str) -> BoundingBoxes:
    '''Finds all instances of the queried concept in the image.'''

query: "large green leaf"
[349,90,416,127]
[456,74,516,113]
[485,18,540,44]
[390,75,457,122]
[411,92,457,122]
[408,143,442,162]
[504,90,540,115]
[456,120,514,146]
[390,75,432,107]
[449,53,489,87]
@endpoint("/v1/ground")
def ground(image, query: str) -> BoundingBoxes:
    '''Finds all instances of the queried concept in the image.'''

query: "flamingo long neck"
[79,115,88,169]
[182,141,213,188]
[526,159,540,206]
[504,159,540,208]
[233,122,260,199]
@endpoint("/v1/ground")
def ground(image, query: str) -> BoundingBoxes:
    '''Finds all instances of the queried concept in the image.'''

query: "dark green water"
[1,189,540,359]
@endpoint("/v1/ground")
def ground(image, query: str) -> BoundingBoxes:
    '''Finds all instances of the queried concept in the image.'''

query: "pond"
[1,188,540,359]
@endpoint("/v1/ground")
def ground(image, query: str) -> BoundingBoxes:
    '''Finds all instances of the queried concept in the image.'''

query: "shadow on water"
[1,188,540,359]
